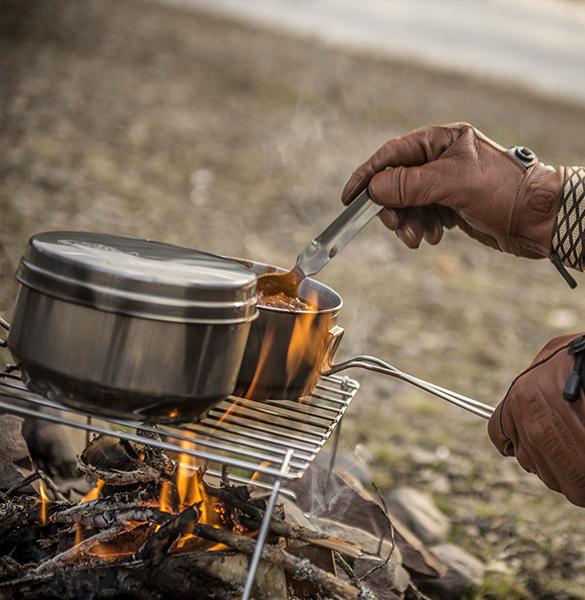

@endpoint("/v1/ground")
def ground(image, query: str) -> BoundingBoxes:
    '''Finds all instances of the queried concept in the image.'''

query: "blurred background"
[2,0,585,597]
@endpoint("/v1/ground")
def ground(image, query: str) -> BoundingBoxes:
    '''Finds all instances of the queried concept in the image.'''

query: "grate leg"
[241,449,294,600]
[326,418,342,487]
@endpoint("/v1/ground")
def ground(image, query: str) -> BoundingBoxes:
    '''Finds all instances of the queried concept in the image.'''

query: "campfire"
[0,424,435,600]
[0,245,454,599]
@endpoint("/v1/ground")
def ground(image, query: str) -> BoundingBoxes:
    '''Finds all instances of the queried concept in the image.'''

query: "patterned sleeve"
[552,166,585,272]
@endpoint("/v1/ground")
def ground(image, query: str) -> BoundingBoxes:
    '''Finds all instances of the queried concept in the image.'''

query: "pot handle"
[323,353,494,420]
[0,317,8,347]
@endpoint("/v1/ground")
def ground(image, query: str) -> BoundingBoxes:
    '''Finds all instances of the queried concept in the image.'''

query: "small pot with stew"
[233,259,344,400]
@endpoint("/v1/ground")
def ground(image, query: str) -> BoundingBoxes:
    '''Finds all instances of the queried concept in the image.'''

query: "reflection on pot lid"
[17,232,258,323]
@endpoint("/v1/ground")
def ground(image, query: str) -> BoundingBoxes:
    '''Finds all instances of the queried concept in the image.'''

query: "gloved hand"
[341,123,564,259]
[488,334,585,506]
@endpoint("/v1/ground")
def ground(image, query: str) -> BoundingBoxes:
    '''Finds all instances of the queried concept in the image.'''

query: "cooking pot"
[234,259,343,400]
[234,259,494,420]
[8,232,258,423]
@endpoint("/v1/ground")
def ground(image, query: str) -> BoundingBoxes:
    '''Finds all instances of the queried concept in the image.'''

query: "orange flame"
[74,523,83,546]
[250,460,272,483]
[285,290,323,390]
[244,325,276,400]
[81,479,104,503]
[159,481,173,514]
[177,440,207,522]
[39,481,48,526]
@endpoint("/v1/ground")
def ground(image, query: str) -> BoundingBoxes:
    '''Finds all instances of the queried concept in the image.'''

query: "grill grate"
[0,369,359,497]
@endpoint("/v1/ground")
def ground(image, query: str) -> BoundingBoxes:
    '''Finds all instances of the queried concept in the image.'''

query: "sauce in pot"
[257,290,315,312]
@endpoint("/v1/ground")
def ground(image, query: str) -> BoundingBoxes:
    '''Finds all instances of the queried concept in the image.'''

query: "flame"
[250,460,272,483]
[244,325,276,400]
[81,479,104,503]
[159,481,173,514]
[74,523,83,546]
[285,289,322,389]
[176,440,207,522]
[39,481,48,526]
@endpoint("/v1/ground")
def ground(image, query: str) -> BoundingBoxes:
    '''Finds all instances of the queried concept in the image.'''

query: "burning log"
[32,525,130,575]
[77,433,175,486]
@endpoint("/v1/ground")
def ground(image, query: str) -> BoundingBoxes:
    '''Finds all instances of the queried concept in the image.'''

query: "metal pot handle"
[323,353,494,420]
[0,317,8,347]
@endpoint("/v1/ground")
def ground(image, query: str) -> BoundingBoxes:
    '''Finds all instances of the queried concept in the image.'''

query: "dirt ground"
[2,1,585,597]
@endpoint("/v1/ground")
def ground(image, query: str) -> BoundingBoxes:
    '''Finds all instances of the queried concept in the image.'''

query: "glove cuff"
[552,166,585,272]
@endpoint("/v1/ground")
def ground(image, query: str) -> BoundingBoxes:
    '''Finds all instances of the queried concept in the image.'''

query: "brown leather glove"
[488,334,585,506]
[341,123,564,260]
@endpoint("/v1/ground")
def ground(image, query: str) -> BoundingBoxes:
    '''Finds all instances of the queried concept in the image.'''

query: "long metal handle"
[325,354,494,420]
[295,189,382,278]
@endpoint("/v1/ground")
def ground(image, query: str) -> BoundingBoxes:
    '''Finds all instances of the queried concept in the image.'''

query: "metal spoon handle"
[295,189,382,278]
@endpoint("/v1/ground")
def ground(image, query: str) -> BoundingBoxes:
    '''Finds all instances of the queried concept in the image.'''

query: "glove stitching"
[497,339,575,443]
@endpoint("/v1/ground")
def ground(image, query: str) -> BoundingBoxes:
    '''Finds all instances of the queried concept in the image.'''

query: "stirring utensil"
[257,189,382,296]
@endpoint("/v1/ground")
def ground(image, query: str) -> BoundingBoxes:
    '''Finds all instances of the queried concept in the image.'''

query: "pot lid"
[17,232,258,323]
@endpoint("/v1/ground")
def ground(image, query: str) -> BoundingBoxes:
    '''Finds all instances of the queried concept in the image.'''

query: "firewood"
[32,525,129,575]
[49,489,168,528]
[77,459,168,486]
[52,506,171,528]
[192,522,375,600]
[138,505,200,563]
[205,482,363,559]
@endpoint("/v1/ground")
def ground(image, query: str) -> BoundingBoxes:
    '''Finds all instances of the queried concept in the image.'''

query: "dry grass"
[2,1,585,597]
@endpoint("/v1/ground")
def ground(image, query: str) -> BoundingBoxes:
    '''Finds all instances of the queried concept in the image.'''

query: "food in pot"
[257,290,315,312]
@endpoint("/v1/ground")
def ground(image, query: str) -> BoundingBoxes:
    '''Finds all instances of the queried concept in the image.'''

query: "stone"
[0,414,33,490]
[386,487,450,546]
[418,543,486,599]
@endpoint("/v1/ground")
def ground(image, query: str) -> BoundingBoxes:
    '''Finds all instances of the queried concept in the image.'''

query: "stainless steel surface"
[325,355,494,419]
[9,287,252,422]
[235,259,343,400]
[295,188,382,279]
[0,368,360,496]
[242,449,293,600]
[9,232,262,422]
[257,189,381,295]
[18,232,258,323]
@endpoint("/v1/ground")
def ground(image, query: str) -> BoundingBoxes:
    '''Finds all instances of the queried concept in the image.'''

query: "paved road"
[162,0,585,105]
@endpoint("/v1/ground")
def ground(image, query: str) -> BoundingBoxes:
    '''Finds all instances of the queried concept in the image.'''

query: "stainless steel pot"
[8,232,258,423]
[234,259,494,420]
[234,259,342,400]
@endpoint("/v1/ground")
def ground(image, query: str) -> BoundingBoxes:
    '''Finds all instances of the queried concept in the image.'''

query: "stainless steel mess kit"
[6,231,493,423]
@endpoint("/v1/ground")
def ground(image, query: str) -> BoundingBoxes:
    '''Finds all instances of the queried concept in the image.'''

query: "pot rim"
[227,256,343,316]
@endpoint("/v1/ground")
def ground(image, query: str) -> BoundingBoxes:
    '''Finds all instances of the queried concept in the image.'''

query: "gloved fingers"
[436,205,459,229]
[368,160,453,210]
[423,208,444,245]
[378,208,400,231]
[396,209,426,249]
[487,396,516,457]
[378,206,444,247]
[341,125,457,205]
